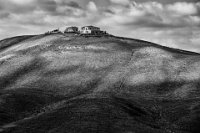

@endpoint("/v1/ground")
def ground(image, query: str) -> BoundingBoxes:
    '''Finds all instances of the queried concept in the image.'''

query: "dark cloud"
[65,1,82,8]
[0,12,10,19]
[37,0,57,12]
[104,9,115,14]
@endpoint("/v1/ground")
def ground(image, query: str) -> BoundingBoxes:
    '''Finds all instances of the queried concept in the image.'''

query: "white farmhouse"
[80,26,102,35]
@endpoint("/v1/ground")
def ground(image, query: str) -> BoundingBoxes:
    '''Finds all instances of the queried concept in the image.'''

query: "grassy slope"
[0,35,35,52]
[0,34,200,133]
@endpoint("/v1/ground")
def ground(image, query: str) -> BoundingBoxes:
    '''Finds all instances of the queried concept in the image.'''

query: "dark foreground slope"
[1,33,200,133]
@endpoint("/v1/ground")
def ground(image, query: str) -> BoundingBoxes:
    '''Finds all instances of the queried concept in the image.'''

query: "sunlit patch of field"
[120,47,200,99]
[0,54,15,63]
[0,34,65,56]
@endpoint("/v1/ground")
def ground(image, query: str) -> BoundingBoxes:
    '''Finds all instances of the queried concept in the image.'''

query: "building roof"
[66,26,78,29]
[82,25,100,28]
[52,29,59,31]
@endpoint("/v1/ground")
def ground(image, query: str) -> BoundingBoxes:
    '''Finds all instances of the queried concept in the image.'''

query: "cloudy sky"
[0,0,200,52]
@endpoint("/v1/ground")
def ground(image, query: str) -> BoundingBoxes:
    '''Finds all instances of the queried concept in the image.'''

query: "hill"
[0,33,200,133]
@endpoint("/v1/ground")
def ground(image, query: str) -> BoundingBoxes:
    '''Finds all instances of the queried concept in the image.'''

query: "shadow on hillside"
[1,96,167,133]
[0,77,102,126]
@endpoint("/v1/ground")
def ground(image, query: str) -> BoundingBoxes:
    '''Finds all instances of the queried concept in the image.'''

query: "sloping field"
[0,35,35,52]
[0,33,200,133]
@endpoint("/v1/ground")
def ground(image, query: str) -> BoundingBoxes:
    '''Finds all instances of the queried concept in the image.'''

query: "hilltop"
[0,33,200,133]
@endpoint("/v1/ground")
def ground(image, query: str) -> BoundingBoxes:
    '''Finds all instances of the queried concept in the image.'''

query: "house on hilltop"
[80,26,104,35]
[47,25,108,36]
[64,26,79,33]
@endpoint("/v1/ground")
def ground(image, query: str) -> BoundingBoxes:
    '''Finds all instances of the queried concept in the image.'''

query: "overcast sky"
[0,0,200,52]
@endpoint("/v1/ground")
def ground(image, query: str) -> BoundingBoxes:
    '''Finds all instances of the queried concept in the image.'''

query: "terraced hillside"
[0,33,200,133]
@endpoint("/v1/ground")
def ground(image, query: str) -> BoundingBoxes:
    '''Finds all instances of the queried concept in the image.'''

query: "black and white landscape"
[0,0,200,133]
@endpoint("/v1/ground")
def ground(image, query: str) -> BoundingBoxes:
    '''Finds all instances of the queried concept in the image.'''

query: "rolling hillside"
[0,33,200,133]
